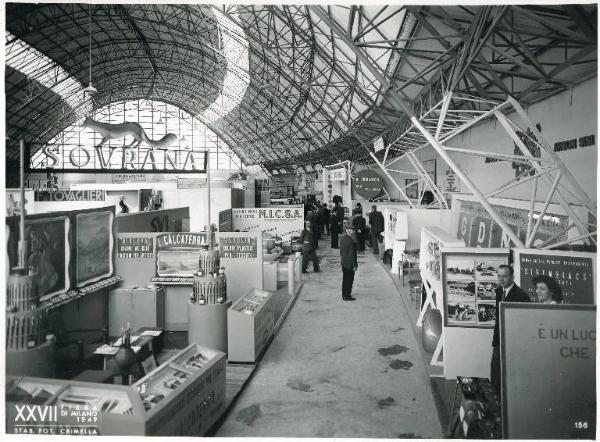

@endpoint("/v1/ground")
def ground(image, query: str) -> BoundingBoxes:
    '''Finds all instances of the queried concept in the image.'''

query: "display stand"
[187,300,232,353]
[417,226,465,370]
[6,344,226,436]
[440,247,510,379]
[109,286,165,338]
[227,288,276,363]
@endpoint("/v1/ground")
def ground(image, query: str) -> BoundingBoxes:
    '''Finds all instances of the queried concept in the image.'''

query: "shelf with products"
[228,288,276,363]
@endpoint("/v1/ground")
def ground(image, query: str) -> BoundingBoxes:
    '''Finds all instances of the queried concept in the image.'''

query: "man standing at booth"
[339,223,358,301]
[368,205,384,254]
[490,264,530,393]
[300,220,320,273]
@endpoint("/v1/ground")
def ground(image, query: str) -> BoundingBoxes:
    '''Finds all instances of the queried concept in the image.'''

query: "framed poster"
[24,216,71,300]
[76,210,115,287]
[513,248,595,305]
[501,303,595,439]
[441,248,509,328]
[156,250,201,277]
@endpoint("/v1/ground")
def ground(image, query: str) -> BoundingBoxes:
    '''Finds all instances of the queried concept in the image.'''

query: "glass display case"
[228,288,276,363]
[5,344,226,436]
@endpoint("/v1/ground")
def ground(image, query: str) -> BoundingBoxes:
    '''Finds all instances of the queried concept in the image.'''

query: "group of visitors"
[300,200,385,302]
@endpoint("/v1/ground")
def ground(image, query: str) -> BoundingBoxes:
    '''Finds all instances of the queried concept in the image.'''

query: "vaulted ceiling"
[5,4,597,173]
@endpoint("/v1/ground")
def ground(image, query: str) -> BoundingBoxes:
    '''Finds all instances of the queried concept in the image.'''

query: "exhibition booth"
[5,166,304,436]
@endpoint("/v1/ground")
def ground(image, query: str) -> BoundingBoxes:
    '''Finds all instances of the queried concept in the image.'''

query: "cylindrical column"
[288,256,295,295]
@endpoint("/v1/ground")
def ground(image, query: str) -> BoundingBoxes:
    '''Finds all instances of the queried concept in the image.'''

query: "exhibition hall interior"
[3,2,597,439]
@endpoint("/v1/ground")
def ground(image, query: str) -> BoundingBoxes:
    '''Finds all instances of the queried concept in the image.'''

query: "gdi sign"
[29,145,207,174]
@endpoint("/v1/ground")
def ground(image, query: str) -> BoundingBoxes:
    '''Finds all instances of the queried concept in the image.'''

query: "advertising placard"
[456,198,570,248]
[501,304,596,439]
[352,169,384,199]
[219,236,258,259]
[117,237,154,259]
[34,189,106,202]
[513,249,595,304]
[231,206,304,242]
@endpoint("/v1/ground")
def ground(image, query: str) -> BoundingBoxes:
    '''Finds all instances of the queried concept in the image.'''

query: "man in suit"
[368,205,384,254]
[330,212,339,249]
[490,264,530,393]
[339,223,358,301]
[352,209,366,252]
[300,220,320,273]
[322,203,331,235]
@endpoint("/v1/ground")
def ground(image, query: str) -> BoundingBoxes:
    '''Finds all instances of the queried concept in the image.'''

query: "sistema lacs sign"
[28,144,207,174]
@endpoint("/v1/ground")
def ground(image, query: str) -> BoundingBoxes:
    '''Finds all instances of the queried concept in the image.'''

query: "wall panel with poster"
[6,206,117,301]
[76,210,115,287]
[513,249,596,305]
[501,303,596,439]
[441,247,510,379]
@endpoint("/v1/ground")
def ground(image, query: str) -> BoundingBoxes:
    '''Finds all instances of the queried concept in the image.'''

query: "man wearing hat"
[300,220,320,273]
[339,222,358,301]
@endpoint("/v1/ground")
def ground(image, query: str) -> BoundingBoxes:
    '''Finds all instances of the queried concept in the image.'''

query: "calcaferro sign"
[29,145,207,174]
[34,189,106,202]
[156,233,207,250]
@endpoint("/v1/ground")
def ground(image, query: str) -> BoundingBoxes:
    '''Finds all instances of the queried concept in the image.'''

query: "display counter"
[228,288,276,363]
[6,344,226,436]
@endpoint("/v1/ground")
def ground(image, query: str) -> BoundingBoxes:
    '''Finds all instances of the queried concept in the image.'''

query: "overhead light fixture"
[84,4,97,95]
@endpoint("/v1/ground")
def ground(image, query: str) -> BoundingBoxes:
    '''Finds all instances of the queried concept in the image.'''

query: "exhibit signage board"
[152,233,209,282]
[383,207,408,251]
[323,161,352,214]
[177,177,208,189]
[513,248,596,304]
[34,189,106,202]
[112,173,146,183]
[29,145,208,173]
[217,231,263,304]
[218,209,232,232]
[454,196,570,248]
[231,206,304,242]
[352,169,384,199]
[441,247,509,379]
[501,304,596,439]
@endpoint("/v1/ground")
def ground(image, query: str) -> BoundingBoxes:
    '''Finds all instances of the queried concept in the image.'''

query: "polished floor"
[216,239,443,438]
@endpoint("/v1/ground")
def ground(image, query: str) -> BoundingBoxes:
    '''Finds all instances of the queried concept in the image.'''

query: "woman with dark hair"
[533,275,563,304]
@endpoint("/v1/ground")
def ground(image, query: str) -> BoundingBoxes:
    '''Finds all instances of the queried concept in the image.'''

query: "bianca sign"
[29,145,207,173]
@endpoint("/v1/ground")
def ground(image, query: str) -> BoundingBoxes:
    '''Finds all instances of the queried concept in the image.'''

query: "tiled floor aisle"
[216,240,443,438]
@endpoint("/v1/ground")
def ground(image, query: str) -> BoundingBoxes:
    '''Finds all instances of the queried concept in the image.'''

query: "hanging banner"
[352,169,384,199]
[373,137,385,152]
[29,145,207,173]
[323,161,352,215]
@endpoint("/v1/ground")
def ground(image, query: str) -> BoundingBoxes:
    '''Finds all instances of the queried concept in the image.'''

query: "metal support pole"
[527,172,561,247]
[508,96,595,212]
[206,151,212,247]
[525,176,539,245]
[19,139,27,268]
[312,7,524,246]
[495,111,591,244]
[411,117,526,247]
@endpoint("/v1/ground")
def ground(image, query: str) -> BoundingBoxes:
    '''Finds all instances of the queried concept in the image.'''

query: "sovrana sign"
[29,145,207,173]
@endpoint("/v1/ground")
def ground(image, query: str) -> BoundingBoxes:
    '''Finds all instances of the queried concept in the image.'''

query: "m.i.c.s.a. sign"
[28,145,207,174]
